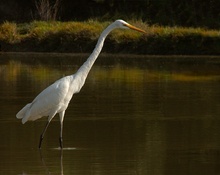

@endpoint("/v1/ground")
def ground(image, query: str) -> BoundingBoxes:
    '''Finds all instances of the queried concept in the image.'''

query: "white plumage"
[16,19,146,148]
[17,76,73,123]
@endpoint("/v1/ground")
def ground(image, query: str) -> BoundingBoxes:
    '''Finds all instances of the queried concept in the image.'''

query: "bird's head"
[114,19,146,34]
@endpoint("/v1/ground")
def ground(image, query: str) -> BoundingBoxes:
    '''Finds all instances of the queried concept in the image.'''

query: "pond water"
[0,53,220,175]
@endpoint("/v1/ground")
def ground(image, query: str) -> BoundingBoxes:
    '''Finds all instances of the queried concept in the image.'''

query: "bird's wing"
[27,76,72,120]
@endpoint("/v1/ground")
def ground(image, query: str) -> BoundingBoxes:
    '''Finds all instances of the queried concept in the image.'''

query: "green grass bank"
[0,20,220,55]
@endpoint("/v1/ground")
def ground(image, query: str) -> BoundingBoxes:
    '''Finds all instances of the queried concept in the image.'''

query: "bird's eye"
[122,23,128,27]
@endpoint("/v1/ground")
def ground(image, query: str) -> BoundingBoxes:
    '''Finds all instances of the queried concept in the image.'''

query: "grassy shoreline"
[0,20,220,55]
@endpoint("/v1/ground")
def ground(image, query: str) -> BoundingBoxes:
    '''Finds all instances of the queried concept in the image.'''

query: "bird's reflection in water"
[39,149,63,175]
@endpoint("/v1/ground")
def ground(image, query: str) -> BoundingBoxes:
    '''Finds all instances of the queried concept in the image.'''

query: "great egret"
[16,19,146,149]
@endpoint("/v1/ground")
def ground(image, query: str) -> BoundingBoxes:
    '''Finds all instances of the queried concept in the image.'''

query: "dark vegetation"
[1,0,220,29]
[1,21,220,55]
[0,0,220,54]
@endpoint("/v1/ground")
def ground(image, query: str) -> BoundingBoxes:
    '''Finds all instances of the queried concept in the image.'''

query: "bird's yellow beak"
[124,23,147,34]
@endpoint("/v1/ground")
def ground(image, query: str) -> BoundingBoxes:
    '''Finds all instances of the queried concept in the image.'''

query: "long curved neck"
[74,23,116,80]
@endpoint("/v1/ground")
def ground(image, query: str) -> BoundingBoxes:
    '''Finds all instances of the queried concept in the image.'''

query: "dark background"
[0,0,220,29]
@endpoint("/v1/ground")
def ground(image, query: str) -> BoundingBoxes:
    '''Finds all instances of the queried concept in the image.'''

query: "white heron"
[16,19,146,149]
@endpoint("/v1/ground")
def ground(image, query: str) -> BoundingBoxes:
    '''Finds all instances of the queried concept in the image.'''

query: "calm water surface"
[0,53,220,175]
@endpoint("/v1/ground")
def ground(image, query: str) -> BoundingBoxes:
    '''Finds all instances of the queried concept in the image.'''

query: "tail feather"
[16,103,31,124]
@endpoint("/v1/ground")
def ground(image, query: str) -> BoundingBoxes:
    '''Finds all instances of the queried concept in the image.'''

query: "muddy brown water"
[0,53,220,174]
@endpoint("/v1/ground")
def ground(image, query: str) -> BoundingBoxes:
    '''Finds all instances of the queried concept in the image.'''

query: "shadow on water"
[0,53,220,174]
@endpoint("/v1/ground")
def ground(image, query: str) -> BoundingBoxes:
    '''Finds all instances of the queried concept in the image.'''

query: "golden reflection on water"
[1,58,220,84]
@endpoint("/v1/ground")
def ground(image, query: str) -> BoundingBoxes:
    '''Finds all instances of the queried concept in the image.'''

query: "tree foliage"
[0,0,220,29]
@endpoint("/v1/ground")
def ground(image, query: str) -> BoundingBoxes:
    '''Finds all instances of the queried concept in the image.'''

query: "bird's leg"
[59,111,65,149]
[59,136,63,149]
[59,121,63,149]
[39,121,50,149]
